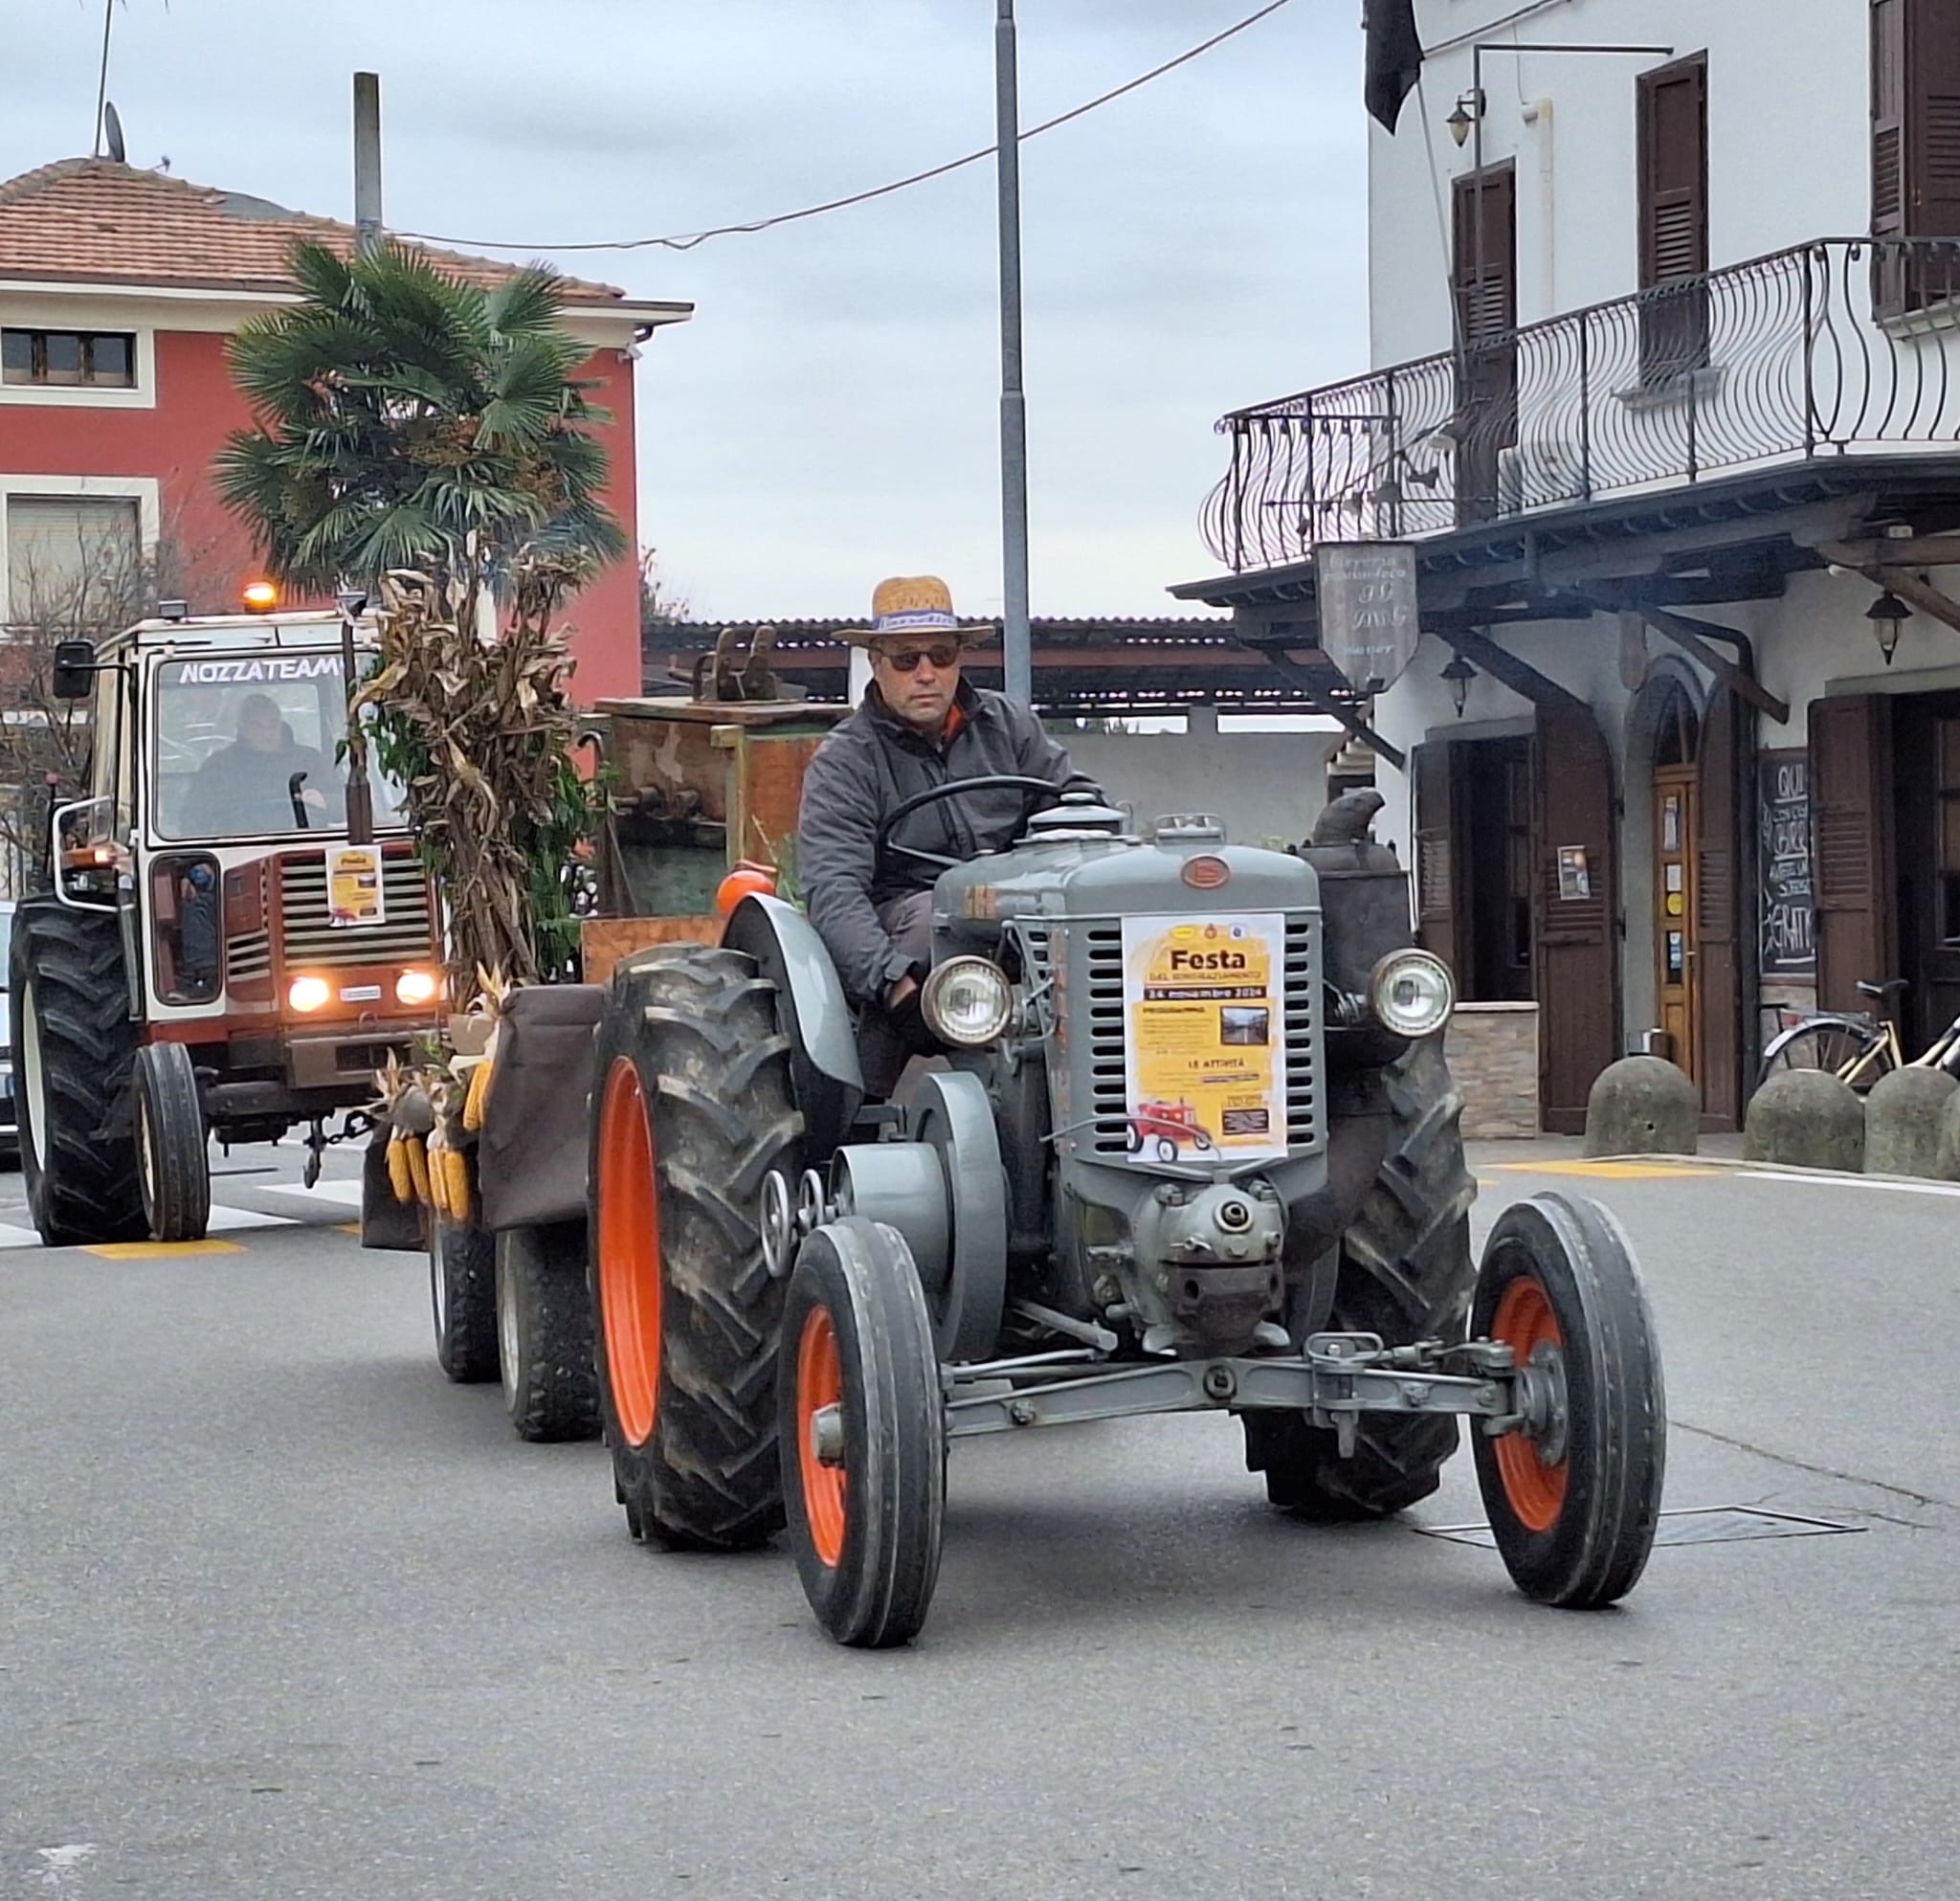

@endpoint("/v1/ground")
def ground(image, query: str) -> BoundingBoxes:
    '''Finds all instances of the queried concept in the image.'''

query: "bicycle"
[1755,976,1960,1090]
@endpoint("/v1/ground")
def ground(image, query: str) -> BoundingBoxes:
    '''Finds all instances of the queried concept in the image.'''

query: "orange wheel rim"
[597,1058,661,1447]
[796,1306,847,1569]
[1491,1274,1569,1533]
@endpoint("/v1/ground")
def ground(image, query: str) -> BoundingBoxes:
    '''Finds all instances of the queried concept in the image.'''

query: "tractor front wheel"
[1244,1037,1476,1520]
[780,1219,946,1648]
[589,946,802,1552]
[497,1220,599,1443]
[10,897,145,1248]
[1473,1192,1666,1608]
[134,1041,212,1242]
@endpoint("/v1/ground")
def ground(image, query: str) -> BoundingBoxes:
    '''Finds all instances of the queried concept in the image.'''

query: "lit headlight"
[920,956,1013,1048]
[1367,949,1455,1039]
[395,968,440,1006]
[288,974,331,1014]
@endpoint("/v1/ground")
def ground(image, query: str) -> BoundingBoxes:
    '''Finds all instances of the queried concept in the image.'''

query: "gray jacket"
[797,681,1099,1005]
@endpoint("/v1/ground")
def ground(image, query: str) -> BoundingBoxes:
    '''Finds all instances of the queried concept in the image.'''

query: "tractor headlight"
[1367,949,1455,1040]
[920,956,1013,1048]
[288,974,332,1014]
[394,968,440,1006]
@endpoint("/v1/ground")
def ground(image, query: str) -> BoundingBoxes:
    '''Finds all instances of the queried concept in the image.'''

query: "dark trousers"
[857,890,936,1100]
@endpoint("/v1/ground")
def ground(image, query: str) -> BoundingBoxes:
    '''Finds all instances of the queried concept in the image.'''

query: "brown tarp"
[479,983,606,1232]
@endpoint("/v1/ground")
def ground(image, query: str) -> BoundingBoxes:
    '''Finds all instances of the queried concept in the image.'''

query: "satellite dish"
[102,101,126,164]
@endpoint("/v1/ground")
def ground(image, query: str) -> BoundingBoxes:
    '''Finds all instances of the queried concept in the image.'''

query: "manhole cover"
[1414,1506,1864,1549]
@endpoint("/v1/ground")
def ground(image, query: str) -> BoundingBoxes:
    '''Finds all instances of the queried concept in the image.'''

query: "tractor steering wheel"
[874,773,1071,874]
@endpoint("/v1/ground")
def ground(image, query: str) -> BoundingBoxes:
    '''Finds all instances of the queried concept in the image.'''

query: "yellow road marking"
[83,1239,247,1260]
[1488,1160,1721,1179]
[334,1222,363,1236]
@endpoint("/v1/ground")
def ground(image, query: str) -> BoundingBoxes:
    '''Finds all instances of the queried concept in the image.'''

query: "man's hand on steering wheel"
[873,772,1077,874]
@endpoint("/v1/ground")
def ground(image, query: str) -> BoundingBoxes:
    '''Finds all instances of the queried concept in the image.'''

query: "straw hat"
[840,575,992,648]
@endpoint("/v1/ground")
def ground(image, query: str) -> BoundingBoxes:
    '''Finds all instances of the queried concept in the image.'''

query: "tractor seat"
[1857,978,1910,1002]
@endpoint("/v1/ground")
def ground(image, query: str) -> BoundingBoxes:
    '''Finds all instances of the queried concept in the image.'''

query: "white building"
[1178,0,1960,1132]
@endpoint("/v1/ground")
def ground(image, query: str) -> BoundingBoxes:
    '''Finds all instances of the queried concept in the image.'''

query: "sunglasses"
[876,643,962,673]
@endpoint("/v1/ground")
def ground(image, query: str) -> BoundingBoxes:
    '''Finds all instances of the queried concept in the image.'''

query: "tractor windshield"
[151,650,410,842]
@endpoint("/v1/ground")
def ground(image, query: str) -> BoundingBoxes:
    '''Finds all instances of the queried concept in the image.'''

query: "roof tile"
[0,157,627,303]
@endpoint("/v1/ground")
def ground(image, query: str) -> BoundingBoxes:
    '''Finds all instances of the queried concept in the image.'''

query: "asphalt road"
[3,1142,1957,1901]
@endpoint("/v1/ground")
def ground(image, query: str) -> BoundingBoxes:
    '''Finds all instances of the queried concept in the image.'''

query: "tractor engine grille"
[278,852,433,967]
[1082,913,1323,1160]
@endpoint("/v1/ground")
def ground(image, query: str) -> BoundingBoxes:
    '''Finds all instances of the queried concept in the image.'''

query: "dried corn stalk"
[358,561,597,995]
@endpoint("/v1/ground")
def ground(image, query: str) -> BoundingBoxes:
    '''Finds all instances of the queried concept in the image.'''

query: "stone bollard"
[1583,1056,1701,1157]
[1743,1069,1865,1173]
[1930,1087,1960,1182]
[1863,1067,1959,1177]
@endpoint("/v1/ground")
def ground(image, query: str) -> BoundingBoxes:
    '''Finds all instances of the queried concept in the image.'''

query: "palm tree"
[216,240,624,991]
[215,239,626,608]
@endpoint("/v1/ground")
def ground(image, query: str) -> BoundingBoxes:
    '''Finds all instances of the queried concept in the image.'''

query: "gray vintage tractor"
[588,781,1665,1647]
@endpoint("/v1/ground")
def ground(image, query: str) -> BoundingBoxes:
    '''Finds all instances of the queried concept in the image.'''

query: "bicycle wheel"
[1757,1018,1893,1092]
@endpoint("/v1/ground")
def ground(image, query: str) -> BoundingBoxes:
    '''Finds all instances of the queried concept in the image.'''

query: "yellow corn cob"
[443,1149,472,1224]
[388,1132,413,1203]
[462,1058,493,1133]
[405,1134,432,1207]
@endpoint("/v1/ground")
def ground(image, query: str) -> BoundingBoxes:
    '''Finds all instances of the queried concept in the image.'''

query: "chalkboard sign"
[1759,750,1815,977]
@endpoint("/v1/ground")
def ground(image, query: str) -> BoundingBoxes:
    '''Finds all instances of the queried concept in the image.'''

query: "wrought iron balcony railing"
[1200,237,1960,575]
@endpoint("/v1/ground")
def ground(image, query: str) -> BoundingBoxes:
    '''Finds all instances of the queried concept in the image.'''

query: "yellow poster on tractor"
[326,845,385,929]
[1121,912,1287,1165]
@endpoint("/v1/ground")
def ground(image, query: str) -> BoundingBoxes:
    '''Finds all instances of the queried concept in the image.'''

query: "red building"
[0,158,690,700]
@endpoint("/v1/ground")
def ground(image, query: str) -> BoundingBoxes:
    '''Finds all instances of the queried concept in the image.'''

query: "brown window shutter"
[1451,166,1517,344]
[1809,694,1895,1012]
[1637,56,1709,288]
[1874,0,1907,241]
[1907,0,1960,235]
[1414,742,1464,980]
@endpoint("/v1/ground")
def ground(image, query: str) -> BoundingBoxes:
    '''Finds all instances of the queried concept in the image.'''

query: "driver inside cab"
[796,575,1101,1097]
[180,692,336,838]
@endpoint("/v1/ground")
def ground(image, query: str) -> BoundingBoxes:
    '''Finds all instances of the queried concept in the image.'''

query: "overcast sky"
[4,0,1369,621]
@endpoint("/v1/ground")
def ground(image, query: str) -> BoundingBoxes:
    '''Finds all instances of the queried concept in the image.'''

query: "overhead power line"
[398,0,1295,256]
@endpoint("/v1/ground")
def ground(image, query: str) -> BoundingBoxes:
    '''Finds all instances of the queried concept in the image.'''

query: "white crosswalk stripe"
[0,1176,370,1250]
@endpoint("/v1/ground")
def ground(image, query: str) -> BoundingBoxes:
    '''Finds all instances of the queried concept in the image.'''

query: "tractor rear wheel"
[589,946,802,1552]
[497,1220,599,1443]
[1244,1037,1476,1519]
[10,897,145,1248]
[134,1041,212,1242]
[432,1211,499,1383]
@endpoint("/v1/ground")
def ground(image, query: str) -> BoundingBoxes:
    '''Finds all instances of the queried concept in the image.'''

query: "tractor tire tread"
[594,945,802,1554]
[11,898,145,1247]
[1248,1037,1477,1521]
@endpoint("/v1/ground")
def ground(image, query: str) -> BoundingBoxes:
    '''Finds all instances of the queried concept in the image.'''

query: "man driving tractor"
[796,575,1100,1095]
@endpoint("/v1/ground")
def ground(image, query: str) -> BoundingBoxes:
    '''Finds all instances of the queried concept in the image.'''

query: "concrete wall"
[1371,0,1867,369]
[1060,709,1346,850]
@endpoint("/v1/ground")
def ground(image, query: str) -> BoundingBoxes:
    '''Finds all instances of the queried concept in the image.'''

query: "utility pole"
[995,0,1034,706]
[353,72,384,260]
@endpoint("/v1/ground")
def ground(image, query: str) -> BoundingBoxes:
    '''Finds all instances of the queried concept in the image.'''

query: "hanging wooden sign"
[1315,542,1420,694]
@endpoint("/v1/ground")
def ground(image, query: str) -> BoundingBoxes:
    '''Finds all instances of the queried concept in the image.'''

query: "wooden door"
[1654,767,1699,1079]
[1810,695,1896,1012]
[1532,700,1620,1132]
[1889,694,1960,1051]
[1452,166,1518,527]
[1696,686,1744,1128]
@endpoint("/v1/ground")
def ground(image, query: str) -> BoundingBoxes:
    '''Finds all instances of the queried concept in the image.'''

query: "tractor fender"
[724,893,863,1160]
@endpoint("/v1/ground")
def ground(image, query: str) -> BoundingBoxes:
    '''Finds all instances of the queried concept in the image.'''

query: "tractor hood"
[932,826,1320,942]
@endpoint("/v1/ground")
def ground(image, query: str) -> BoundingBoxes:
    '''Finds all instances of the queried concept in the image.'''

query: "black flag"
[1364,0,1424,134]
